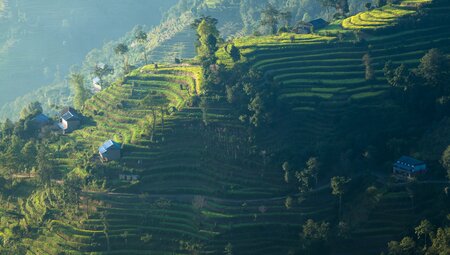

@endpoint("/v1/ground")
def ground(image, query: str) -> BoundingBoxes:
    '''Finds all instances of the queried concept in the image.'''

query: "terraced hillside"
[342,0,432,31]
[23,1,450,254]
[218,0,450,157]
[27,62,338,254]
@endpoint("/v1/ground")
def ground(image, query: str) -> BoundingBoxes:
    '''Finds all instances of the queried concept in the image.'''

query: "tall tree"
[260,3,280,34]
[415,219,434,248]
[20,101,43,120]
[228,44,241,62]
[70,72,89,110]
[114,43,130,73]
[331,176,350,219]
[319,0,350,16]
[193,16,219,64]
[363,53,375,81]
[36,143,54,185]
[417,48,450,91]
[441,145,450,181]
[135,29,149,64]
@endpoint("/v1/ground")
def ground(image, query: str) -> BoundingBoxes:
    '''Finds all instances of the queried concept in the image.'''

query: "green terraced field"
[24,1,450,254]
[342,0,432,31]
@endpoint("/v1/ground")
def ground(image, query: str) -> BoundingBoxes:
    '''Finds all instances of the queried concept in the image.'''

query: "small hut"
[58,107,81,134]
[393,156,427,178]
[99,140,121,161]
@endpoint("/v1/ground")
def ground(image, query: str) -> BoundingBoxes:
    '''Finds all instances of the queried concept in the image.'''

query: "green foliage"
[363,53,375,81]
[19,102,43,120]
[320,0,350,15]
[70,72,89,110]
[135,29,149,64]
[417,48,450,89]
[301,219,331,254]
[193,16,219,64]
[228,44,241,62]
[260,3,280,35]
[115,43,130,73]
[387,236,416,255]
[441,146,450,180]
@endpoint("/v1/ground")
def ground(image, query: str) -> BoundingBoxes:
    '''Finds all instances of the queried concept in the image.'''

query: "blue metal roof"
[61,108,79,121]
[394,156,426,173]
[309,18,328,29]
[99,140,120,154]
[32,113,50,123]
[397,156,425,166]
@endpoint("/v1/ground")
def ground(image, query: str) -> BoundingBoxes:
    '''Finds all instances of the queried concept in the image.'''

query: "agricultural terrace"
[342,0,432,31]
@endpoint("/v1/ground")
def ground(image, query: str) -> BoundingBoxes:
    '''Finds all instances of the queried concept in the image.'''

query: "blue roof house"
[99,140,121,161]
[32,113,51,127]
[58,107,81,134]
[309,18,328,30]
[393,156,427,177]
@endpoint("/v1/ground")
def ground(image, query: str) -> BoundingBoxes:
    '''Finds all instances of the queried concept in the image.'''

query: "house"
[293,19,329,34]
[293,21,313,34]
[92,77,102,93]
[119,174,140,182]
[99,140,121,161]
[393,156,427,177]
[31,113,51,127]
[58,107,81,134]
[309,18,329,31]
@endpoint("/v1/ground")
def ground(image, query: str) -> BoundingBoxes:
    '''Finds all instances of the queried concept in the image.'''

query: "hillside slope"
[20,1,450,255]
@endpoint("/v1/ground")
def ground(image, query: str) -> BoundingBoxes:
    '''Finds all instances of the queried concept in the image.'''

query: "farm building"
[58,107,81,134]
[92,77,102,93]
[99,140,121,161]
[293,19,329,34]
[31,113,51,127]
[393,156,427,177]
[293,21,313,34]
[309,18,329,31]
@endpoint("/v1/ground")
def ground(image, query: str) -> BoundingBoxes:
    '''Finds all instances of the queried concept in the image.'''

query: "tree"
[376,0,387,7]
[228,44,241,62]
[114,43,129,73]
[441,146,450,180]
[70,72,89,110]
[260,4,280,34]
[193,16,219,64]
[93,63,113,83]
[429,227,450,255]
[363,53,375,81]
[120,231,129,246]
[280,11,292,27]
[140,233,152,244]
[140,93,159,142]
[387,237,416,255]
[21,140,37,175]
[417,48,450,89]
[305,157,320,185]
[20,101,43,120]
[331,176,350,218]
[319,0,350,16]
[224,243,233,255]
[296,170,313,194]
[302,219,330,254]
[135,29,148,64]
[415,219,434,248]
[36,143,54,185]
[285,196,293,209]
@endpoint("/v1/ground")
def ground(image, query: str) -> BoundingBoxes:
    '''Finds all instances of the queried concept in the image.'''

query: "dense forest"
[0,0,449,254]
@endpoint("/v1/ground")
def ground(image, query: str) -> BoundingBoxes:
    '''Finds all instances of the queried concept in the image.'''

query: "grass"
[342,1,423,31]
